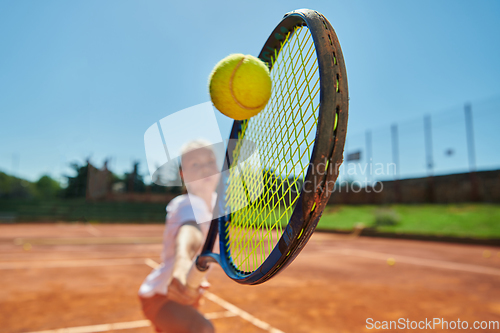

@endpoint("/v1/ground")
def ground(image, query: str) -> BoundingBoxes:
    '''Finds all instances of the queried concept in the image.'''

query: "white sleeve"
[174,204,198,225]
[166,194,213,227]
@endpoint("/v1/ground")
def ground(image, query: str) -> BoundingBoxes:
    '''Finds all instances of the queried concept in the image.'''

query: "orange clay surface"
[1,223,499,333]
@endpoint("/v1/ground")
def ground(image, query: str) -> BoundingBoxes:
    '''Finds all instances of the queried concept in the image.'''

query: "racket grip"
[186,259,207,290]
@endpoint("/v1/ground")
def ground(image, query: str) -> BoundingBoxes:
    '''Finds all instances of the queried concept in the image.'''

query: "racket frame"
[195,8,349,285]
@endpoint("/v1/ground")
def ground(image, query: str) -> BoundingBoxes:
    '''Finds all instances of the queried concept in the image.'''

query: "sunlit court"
[1,223,499,333]
[2,1,500,332]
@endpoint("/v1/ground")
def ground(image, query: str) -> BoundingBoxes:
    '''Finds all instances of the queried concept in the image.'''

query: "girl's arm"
[167,221,204,305]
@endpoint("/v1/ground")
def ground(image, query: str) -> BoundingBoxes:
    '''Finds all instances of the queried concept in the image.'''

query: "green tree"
[0,171,35,199]
[35,175,61,199]
[64,161,89,198]
[124,161,146,193]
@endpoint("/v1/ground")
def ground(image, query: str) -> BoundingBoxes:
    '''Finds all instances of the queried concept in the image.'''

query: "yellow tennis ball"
[209,54,272,120]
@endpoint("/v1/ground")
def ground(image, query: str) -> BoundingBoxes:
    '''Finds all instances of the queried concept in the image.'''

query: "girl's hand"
[167,276,203,306]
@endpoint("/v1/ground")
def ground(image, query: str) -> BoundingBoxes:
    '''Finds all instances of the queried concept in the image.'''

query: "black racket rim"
[199,8,349,285]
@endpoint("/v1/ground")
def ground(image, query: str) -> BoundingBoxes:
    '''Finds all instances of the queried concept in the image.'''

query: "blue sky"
[1,0,499,183]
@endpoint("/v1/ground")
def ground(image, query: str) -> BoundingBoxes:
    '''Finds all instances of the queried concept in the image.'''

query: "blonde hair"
[179,139,213,156]
[179,139,215,167]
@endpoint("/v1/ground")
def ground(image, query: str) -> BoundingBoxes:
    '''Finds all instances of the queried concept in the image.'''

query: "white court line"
[318,248,500,276]
[204,292,284,333]
[24,320,151,333]
[145,259,285,333]
[24,312,237,333]
[13,237,163,245]
[85,224,101,237]
[0,254,161,262]
[0,258,149,270]
[205,310,237,320]
[144,258,161,269]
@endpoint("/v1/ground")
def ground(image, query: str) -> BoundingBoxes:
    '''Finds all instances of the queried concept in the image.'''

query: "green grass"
[2,199,500,240]
[232,205,292,230]
[318,204,500,239]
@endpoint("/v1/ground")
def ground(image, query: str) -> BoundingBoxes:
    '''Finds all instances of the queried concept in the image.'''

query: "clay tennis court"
[1,223,499,333]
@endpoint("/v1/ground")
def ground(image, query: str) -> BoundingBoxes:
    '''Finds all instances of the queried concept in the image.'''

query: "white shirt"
[138,193,215,297]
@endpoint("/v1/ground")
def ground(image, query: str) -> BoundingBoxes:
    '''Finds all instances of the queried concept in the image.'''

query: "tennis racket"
[187,8,348,286]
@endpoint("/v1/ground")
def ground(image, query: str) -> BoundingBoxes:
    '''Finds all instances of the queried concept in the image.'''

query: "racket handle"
[186,259,207,290]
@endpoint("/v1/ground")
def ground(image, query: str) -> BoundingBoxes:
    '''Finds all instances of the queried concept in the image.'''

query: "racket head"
[202,8,348,285]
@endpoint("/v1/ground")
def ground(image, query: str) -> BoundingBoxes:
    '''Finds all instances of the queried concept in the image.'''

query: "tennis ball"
[387,258,395,266]
[209,54,272,120]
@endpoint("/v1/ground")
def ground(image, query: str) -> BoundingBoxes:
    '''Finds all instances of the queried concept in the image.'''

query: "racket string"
[225,25,320,272]
[230,45,315,269]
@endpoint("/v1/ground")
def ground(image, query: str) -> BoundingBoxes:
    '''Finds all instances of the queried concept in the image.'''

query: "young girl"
[139,140,220,333]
